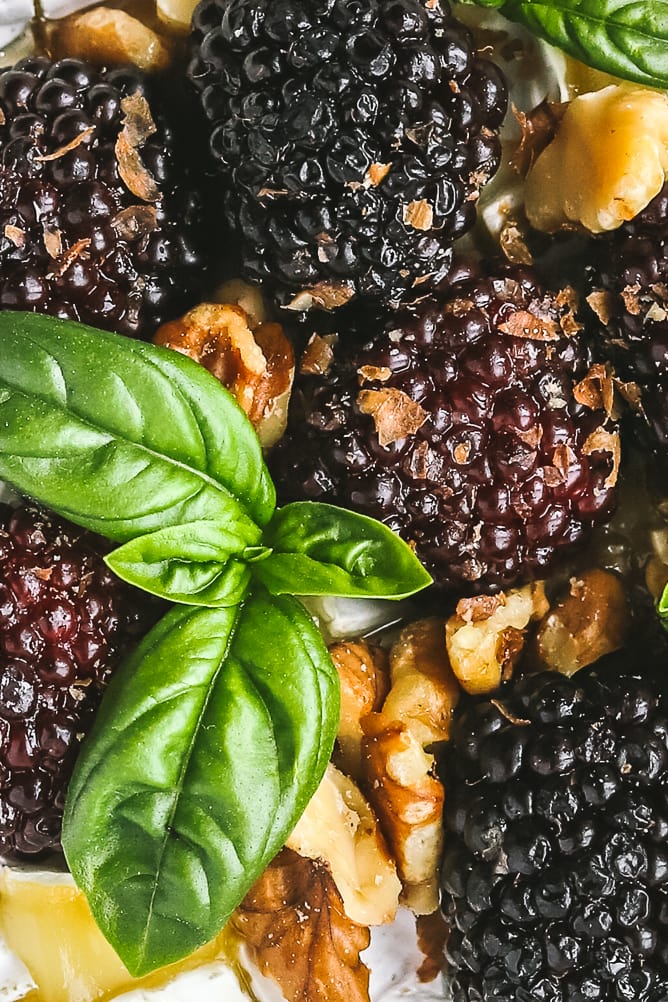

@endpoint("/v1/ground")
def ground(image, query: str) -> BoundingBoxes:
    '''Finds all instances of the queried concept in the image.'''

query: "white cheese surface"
[0,937,35,1002]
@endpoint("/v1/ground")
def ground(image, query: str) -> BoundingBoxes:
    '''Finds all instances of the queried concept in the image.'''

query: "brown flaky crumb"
[42,224,63,260]
[365,162,392,187]
[357,365,392,384]
[235,849,371,1002]
[574,363,616,418]
[403,199,434,231]
[115,94,160,202]
[287,280,355,311]
[4,225,25,249]
[300,333,337,376]
[35,125,96,162]
[455,594,506,624]
[111,205,159,243]
[586,290,615,325]
[358,388,427,446]
[583,427,621,489]
[499,219,533,266]
[46,237,91,280]
[498,310,560,341]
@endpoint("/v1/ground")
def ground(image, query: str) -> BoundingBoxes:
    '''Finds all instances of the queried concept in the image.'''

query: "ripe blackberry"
[189,0,507,308]
[0,56,210,337]
[0,503,152,859]
[586,182,668,459]
[439,658,668,1002]
[269,264,620,593]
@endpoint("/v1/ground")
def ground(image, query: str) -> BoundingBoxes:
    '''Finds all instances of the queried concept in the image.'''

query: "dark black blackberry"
[440,658,668,1002]
[586,182,668,459]
[189,0,507,308]
[0,503,153,859]
[269,264,620,593]
[0,56,210,337]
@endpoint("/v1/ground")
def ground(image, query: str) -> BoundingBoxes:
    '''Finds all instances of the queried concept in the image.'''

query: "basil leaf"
[491,0,668,88]
[658,583,668,628]
[105,521,263,606]
[0,311,275,538]
[253,502,432,599]
[62,590,338,977]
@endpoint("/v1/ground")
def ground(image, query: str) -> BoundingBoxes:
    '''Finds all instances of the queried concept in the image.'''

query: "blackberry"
[269,264,620,593]
[189,0,507,308]
[0,56,210,338]
[0,504,152,859]
[440,658,668,1002]
[586,182,668,459]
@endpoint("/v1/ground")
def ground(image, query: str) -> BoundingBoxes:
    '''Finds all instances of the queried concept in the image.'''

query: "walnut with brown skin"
[154,301,294,448]
[330,640,389,781]
[534,569,629,675]
[54,8,170,72]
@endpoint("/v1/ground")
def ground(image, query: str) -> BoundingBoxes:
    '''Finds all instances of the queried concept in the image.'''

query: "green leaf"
[62,590,338,977]
[0,311,275,539]
[253,502,432,599]
[105,521,263,606]
[492,0,668,88]
[658,582,668,628]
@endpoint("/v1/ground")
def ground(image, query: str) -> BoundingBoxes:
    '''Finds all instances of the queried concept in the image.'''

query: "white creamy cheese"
[112,963,250,1002]
[0,936,35,1002]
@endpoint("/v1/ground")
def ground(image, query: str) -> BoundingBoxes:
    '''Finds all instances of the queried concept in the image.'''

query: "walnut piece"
[156,0,200,29]
[154,302,294,448]
[330,640,389,781]
[446,583,548,695]
[286,763,401,927]
[235,848,371,1002]
[54,8,170,72]
[534,569,628,675]
[526,85,668,233]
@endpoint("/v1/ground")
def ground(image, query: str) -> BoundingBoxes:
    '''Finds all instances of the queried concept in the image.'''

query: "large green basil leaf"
[0,312,275,538]
[252,502,432,599]
[105,521,264,606]
[485,0,668,88]
[62,590,338,977]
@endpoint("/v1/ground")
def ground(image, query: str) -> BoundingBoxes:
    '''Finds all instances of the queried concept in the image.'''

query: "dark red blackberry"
[439,657,668,1002]
[0,56,210,337]
[586,182,668,459]
[0,503,152,859]
[189,0,507,308]
[269,264,620,593]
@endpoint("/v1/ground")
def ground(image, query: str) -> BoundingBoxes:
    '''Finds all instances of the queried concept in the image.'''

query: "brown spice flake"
[111,205,159,243]
[646,301,667,323]
[553,443,577,479]
[453,440,472,464]
[586,290,615,325]
[257,187,290,199]
[115,94,159,202]
[497,627,525,680]
[574,363,616,418]
[357,364,392,384]
[616,378,643,411]
[46,237,91,280]
[4,225,25,248]
[403,199,434,231]
[35,125,96,162]
[287,280,355,312]
[499,310,560,341]
[583,427,621,490]
[516,426,543,449]
[365,162,392,187]
[405,440,430,480]
[300,333,337,376]
[499,219,533,266]
[456,594,506,624]
[358,387,427,447]
[42,224,63,260]
[621,284,642,316]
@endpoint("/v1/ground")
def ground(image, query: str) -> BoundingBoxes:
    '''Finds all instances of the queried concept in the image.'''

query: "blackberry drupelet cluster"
[0,504,152,859]
[440,660,668,1002]
[270,264,619,593]
[0,56,210,338]
[189,0,507,307]
[587,182,668,459]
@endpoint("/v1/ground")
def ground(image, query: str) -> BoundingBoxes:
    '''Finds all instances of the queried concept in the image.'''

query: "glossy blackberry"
[0,503,152,859]
[269,264,620,593]
[189,0,507,308]
[0,56,210,337]
[440,659,668,1002]
[586,182,668,459]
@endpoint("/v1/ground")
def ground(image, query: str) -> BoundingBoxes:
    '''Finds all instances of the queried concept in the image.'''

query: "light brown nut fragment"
[534,569,628,675]
[156,0,200,30]
[525,85,668,234]
[235,848,371,1002]
[54,8,170,73]
[362,717,444,915]
[154,302,294,448]
[214,278,270,328]
[384,618,460,745]
[286,763,401,927]
[446,583,548,695]
[330,640,389,781]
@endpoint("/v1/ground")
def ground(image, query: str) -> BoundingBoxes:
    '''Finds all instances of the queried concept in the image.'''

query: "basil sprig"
[0,311,431,976]
[469,0,668,89]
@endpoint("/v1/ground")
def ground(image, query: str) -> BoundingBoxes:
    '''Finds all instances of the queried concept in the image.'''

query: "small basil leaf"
[253,502,432,599]
[658,583,668,629]
[494,0,668,88]
[0,312,275,538]
[62,590,338,977]
[105,521,262,606]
